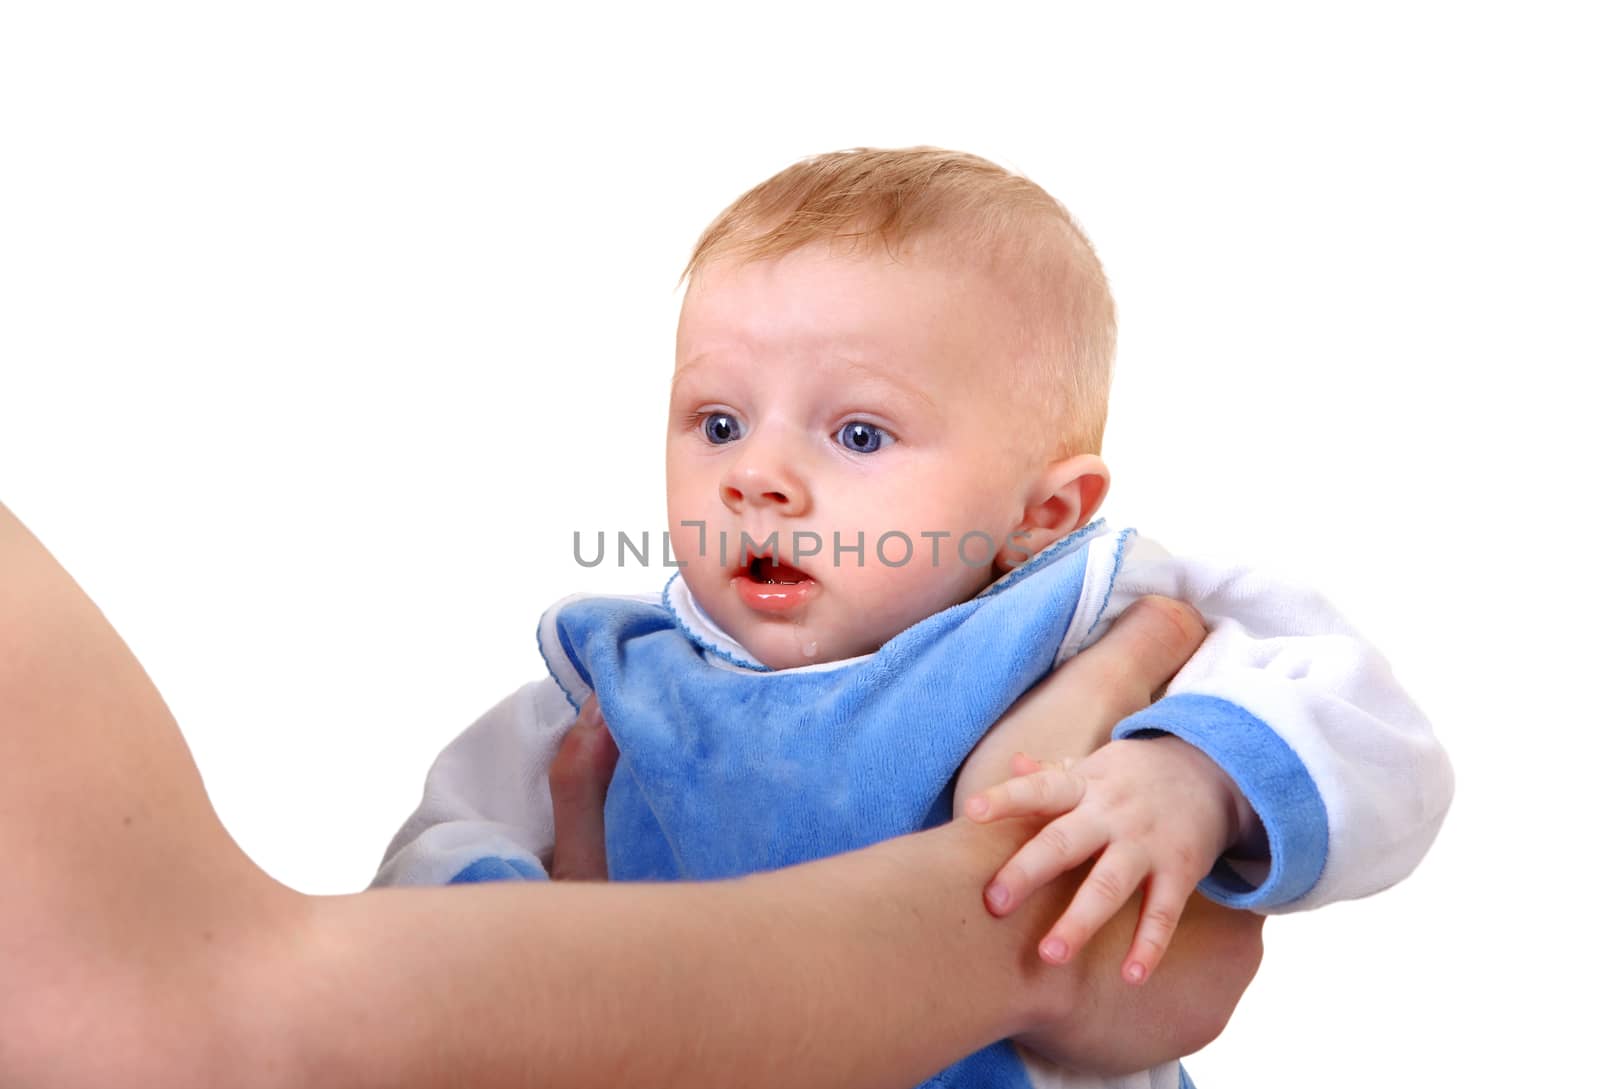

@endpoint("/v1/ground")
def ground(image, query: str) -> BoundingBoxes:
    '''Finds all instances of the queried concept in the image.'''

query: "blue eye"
[836,421,892,454]
[702,413,742,444]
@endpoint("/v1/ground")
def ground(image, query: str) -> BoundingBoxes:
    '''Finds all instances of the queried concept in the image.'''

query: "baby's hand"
[963,736,1247,985]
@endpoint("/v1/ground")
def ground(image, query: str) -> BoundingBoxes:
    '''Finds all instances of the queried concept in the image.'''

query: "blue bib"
[538,522,1112,1088]
[541,522,1112,880]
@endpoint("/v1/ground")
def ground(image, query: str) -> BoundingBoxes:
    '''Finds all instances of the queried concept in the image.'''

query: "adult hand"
[547,695,619,881]
[957,595,1211,807]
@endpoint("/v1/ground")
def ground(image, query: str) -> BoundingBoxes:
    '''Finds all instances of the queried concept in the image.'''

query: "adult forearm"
[271,818,1260,1089]
[281,818,1056,1089]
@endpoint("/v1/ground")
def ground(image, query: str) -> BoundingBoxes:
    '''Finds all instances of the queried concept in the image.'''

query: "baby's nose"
[720,463,810,516]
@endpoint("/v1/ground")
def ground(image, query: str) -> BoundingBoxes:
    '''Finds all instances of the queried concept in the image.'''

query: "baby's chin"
[688,575,901,669]
[738,622,882,671]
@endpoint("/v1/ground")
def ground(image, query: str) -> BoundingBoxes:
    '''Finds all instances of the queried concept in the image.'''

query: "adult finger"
[1076,595,1208,722]
[548,696,620,881]
[962,595,1207,785]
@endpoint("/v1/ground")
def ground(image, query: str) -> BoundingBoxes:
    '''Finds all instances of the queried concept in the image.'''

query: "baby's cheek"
[849,555,972,631]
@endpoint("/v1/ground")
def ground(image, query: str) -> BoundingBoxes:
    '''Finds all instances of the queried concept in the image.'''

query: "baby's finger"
[965,762,1086,823]
[1010,751,1045,777]
[983,812,1105,916]
[1121,873,1192,984]
[1037,843,1149,965]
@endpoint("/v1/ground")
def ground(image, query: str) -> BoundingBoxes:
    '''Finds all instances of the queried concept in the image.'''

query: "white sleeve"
[1062,531,1454,915]
[368,676,578,888]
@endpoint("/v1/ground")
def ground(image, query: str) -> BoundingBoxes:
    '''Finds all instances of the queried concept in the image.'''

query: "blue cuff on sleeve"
[1112,693,1328,909]
[448,855,550,884]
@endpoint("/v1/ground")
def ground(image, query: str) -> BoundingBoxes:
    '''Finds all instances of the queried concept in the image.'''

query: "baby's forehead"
[672,343,936,401]
[682,252,1010,340]
[685,236,1009,294]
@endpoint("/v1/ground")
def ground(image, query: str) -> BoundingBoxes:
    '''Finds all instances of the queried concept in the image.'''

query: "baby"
[373,147,1453,1088]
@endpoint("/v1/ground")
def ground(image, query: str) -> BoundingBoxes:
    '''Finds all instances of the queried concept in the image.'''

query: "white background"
[2,2,1593,1084]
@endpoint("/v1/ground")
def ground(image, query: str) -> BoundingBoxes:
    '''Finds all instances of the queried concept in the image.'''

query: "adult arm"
[435,595,1262,1078]
[0,501,1256,1088]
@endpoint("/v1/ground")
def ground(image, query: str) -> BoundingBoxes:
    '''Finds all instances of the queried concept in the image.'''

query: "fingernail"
[1040,937,1069,963]
[967,797,989,818]
[985,883,1010,910]
[1126,962,1147,984]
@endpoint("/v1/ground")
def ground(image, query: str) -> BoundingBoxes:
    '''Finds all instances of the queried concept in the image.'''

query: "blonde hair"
[677,146,1116,458]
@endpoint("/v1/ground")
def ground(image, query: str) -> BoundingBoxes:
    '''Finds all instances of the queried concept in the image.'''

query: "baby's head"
[666,147,1116,669]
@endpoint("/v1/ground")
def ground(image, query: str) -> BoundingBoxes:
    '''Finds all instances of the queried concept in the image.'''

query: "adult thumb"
[549,696,620,881]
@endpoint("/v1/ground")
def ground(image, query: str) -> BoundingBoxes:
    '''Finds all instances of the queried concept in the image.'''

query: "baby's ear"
[995,454,1111,573]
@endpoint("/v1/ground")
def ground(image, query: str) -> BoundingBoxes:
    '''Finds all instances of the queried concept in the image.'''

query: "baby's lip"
[731,545,819,617]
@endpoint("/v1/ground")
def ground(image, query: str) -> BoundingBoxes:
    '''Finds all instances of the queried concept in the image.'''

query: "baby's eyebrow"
[670,353,937,415]
[833,358,936,412]
[669,355,720,398]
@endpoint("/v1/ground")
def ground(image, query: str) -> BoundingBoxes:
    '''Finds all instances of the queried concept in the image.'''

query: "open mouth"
[746,555,813,584]
[732,549,818,615]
